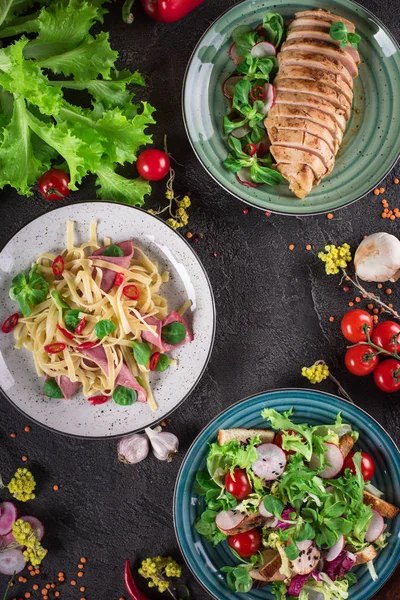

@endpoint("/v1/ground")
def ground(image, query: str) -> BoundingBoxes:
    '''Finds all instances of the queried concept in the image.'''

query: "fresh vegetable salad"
[195,409,399,599]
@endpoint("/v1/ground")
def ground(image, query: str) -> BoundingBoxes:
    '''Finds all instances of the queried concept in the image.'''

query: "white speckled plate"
[0,202,215,438]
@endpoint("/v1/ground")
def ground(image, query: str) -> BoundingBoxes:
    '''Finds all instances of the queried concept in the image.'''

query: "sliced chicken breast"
[286,28,360,64]
[274,77,351,118]
[277,65,353,104]
[294,9,356,33]
[268,129,335,170]
[288,17,332,32]
[266,115,338,153]
[270,146,327,180]
[278,50,353,88]
[275,90,347,131]
[268,103,343,143]
[281,39,358,78]
[276,164,315,198]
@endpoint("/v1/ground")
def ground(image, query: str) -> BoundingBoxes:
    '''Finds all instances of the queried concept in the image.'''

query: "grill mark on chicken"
[269,104,343,141]
[294,9,356,32]
[266,116,338,153]
[268,128,335,169]
[281,39,358,78]
[286,28,360,64]
[274,77,351,118]
[277,65,353,104]
[275,90,347,130]
[278,50,353,88]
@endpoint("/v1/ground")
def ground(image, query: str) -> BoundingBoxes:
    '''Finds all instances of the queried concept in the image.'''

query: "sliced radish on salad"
[231,123,252,139]
[261,83,276,114]
[325,534,344,562]
[365,509,385,542]
[229,43,244,65]
[0,531,20,548]
[0,502,17,535]
[251,443,286,480]
[308,443,344,479]
[236,168,258,187]
[250,41,276,58]
[0,548,26,575]
[215,510,245,533]
[296,540,313,552]
[223,76,243,99]
[292,542,320,575]
[21,516,45,541]
[258,499,273,518]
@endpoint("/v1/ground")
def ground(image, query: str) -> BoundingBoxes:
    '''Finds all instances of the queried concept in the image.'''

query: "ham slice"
[89,240,134,293]
[141,311,193,352]
[56,375,81,400]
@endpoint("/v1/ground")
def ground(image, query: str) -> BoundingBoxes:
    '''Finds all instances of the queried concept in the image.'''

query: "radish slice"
[215,510,245,533]
[296,540,313,552]
[236,168,258,188]
[229,43,244,65]
[0,531,20,548]
[21,516,44,541]
[308,443,344,479]
[262,83,276,114]
[0,548,26,575]
[251,443,287,480]
[0,502,17,536]
[255,133,270,158]
[223,76,243,99]
[250,41,276,58]
[325,535,344,562]
[259,499,273,518]
[231,123,251,139]
[365,510,385,542]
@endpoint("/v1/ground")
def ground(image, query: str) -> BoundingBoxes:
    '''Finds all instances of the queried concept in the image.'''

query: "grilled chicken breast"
[266,9,359,198]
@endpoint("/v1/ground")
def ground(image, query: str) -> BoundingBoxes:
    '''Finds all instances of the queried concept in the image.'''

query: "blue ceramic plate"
[182,0,400,215]
[174,389,400,599]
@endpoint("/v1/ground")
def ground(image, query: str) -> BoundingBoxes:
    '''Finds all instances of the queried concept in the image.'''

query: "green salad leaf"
[132,341,151,366]
[161,322,186,345]
[206,436,260,486]
[9,264,48,316]
[329,21,361,49]
[262,12,284,47]
[64,309,84,332]
[94,319,116,338]
[102,245,124,257]
[113,385,137,405]
[43,377,64,399]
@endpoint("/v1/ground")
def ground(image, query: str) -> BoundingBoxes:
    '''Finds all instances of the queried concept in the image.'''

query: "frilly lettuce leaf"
[0,0,49,28]
[206,436,260,487]
[95,165,151,206]
[261,407,314,460]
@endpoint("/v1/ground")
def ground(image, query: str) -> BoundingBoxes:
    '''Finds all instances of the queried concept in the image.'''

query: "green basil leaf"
[132,340,151,365]
[112,385,137,405]
[94,319,116,338]
[348,32,361,49]
[102,244,124,257]
[64,309,84,332]
[285,541,299,560]
[43,377,64,399]
[51,290,70,310]
[155,353,169,372]
[161,321,186,345]
[263,495,284,518]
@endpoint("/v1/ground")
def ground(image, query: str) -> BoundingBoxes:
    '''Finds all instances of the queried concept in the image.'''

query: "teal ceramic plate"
[182,0,400,215]
[174,389,400,599]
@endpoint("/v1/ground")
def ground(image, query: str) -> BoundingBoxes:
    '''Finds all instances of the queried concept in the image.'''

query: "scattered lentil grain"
[288,244,294,250]
[327,213,333,219]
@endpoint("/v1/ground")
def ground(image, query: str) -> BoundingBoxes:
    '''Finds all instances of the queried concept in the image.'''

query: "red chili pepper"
[141,0,204,23]
[124,559,150,600]
[88,395,110,405]
[75,316,86,335]
[75,341,98,351]
[1,313,19,333]
[56,324,74,340]
[250,86,266,102]
[257,143,266,158]
[244,143,257,157]
[149,352,160,371]
[52,255,65,276]
[44,342,66,354]
[122,285,140,300]
[115,272,124,287]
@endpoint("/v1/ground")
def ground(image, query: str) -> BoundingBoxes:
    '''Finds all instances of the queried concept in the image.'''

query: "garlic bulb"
[354,232,400,283]
[118,433,149,464]
[145,427,179,462]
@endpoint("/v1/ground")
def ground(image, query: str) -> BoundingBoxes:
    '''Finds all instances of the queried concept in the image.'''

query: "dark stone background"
[0,1,399,598]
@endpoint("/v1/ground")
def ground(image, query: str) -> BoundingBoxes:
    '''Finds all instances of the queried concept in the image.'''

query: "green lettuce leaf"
[95,165,151,206]
[261,407,314,460]
[206,436,260,486]
[0,0,49,27]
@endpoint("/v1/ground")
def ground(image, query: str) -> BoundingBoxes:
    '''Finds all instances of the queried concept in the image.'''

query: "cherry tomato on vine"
[343,451,375,481]
[371,321,400,354]
[137,149,170,181]
[38,169,70,200]
[224,468,252,500]
[228,528,261,558]
[373,359,400,393]
[344,345,378,376]
[274,430,305,455]
[341,309,373,343]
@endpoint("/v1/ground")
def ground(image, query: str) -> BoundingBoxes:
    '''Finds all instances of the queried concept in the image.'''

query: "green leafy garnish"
[51,290,69,310]
[263,495,284,518]
[262,12,284,47]
[9,264,48,316]
[102,244,124,257]
[94,319,116,338]
[329,22,361,49]
[43,377,64,399]
[64,309,84,332]
[132,341,151,366]
[221,557,258,593]
[155,353,169,372]
[194,471,236,545]
[161,322,186,345]
[113,385,137,405]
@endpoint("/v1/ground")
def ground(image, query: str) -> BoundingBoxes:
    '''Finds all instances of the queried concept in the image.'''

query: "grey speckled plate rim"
[0,200,216,440]
[181,0,400,216]
[173,387,400,600]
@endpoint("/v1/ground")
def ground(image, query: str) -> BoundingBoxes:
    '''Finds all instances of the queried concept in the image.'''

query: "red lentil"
[288,244,295,250]
[327,213,333,219]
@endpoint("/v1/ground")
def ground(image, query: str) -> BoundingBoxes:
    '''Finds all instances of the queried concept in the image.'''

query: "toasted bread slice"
[250,549,285,581]
[217,428,274,446]
[354,544,377,565]
[363,491,400,519]
[338,433,355,458]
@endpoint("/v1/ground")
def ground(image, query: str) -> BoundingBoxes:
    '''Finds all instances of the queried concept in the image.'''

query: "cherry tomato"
[343,451,375,481]
[274,429,305,455]
[371,321,400,354]
[224,468,252,500]
[38,169,70,200]
[373,359,400,393]
[344,345,378,376]
[341,309,373,343]
[228,528,261,558]
[137,149,170,181]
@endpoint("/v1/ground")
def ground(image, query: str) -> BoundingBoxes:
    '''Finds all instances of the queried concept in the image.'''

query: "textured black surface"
[0,1,399,599]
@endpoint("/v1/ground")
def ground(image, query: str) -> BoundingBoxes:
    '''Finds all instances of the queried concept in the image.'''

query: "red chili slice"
[149,352,160,371]
[88,395,110,405]
[52,255,65,276]
[56,324,74,340]
[1,313,19,333]
[44,342,66,354]
[115,272,124,286]
[244,143,257,157]
[250,86,266,102]
[75,316,86,335]
[75,341,98,351]
[122,285,139,300]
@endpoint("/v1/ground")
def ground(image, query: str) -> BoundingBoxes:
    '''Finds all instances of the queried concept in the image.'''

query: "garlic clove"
[145,427,179,462]
[118,433,149,464]
[354,232,400,283]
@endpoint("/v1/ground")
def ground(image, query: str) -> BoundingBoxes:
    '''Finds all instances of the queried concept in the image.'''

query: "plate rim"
[182,0,400,216]
[173,387,400,600]
[0,200,216,440]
